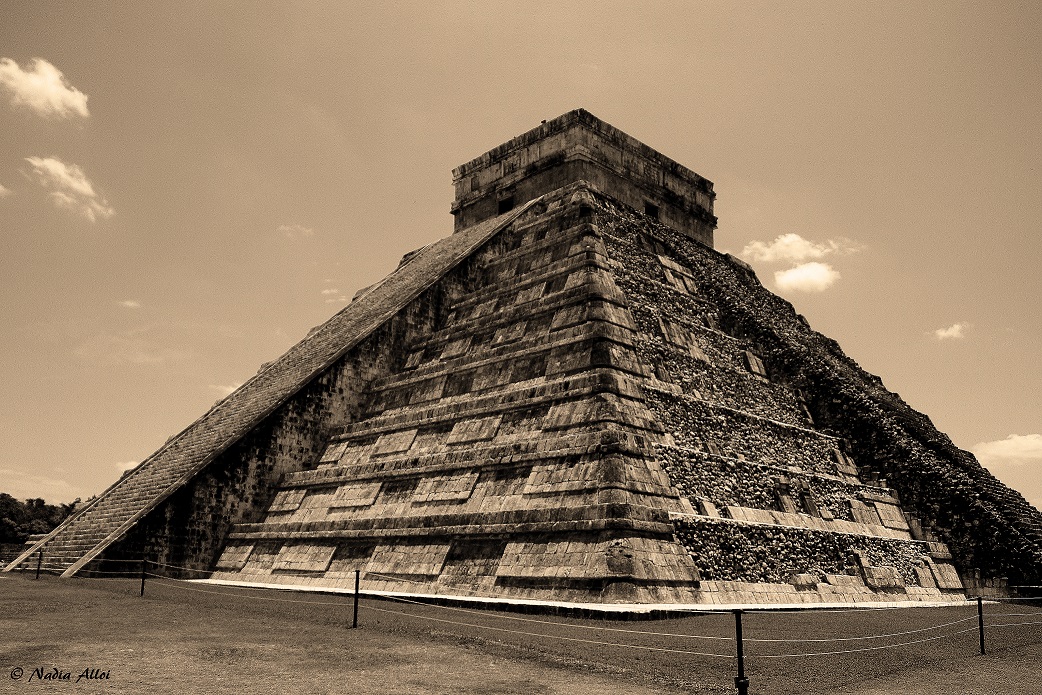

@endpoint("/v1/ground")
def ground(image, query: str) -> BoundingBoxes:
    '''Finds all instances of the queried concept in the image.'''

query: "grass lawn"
[2,573,1041,694]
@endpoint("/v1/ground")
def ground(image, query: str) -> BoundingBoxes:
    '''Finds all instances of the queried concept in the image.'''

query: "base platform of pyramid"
[8,110,1041,607]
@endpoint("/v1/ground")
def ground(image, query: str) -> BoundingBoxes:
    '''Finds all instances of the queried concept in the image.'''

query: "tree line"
[0,493,80,544]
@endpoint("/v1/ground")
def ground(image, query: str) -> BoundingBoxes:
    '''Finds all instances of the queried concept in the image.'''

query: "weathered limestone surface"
[451,109,716,246]
[214,183,702,603]
[592,195,1042,591]
[9,110,1040,606]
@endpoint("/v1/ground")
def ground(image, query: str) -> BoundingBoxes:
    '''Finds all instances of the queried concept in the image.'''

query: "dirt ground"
[3,574,1041,694]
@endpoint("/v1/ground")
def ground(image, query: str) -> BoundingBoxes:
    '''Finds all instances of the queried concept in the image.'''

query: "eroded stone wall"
[596,197,1042,589]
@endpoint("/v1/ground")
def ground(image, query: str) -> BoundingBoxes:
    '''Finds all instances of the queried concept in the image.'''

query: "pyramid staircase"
[10,448,203,575]
[4,202,543,578]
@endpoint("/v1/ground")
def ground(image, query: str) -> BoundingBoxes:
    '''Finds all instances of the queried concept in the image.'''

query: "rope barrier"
[144,574,731,656]
[144,575,356,606]
[356,574,985,648]
[375,587,983,646]
[983,609,1042,618]
[70,568,140,576]
[20,564,1040,663]
[134,568,984,648]
[366,599,735,658]
[366,585,736,641]
[978,619,1042,630]
[146,573,733,654]
[146,560,213,574]
[28,563,157,576]
[750,627,976,659]
[740,614,978,643]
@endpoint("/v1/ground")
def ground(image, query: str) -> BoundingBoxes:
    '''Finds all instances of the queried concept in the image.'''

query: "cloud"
[774,262,841,292]
[740,234,859,293]
[973,434,1042,465]
[0,467,84,503]
[0,183,11,198]
[321,286,347,303]
[740,233,861,264]
[118,299,142,309]
[934,322,969,340]
[208,383,242,398]
[24,156,114,221]
[278,224,314,239]
[74,328,189,365]
[0,57,89,119]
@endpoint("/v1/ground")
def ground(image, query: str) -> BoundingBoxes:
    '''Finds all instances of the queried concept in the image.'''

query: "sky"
[1,1,1039,510]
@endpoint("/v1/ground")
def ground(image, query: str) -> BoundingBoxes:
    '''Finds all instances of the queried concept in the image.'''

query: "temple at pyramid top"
[450,109,717,246]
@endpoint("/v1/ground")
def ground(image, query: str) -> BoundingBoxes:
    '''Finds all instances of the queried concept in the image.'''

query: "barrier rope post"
[35,549,43,580]
[140,555,147,597]
[352,569,360,629]
[733,609,749,695]
[977,596,985,655]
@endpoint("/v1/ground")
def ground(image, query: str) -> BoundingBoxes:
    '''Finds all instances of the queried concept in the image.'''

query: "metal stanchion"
[977,596,986,655]
[140,555,147,597]
[734,609,749,695]
[35,549,42,580]
[353,569,360,629]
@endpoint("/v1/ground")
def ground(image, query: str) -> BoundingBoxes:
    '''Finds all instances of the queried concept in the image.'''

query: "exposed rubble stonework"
[7,110,1041,605]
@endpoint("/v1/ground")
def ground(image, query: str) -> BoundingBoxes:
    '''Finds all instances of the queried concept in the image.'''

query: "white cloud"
[74,328,188,365]
[0,183,12,198]
[24,156,114,221]
[973,434,1042,465]
[0,467,84,503]
[321,280,347,303]
[934,322,969,340]
[278,224,314,239]
[741,233,861,264]
[774,262,841,292]
[208,383,242,398]
[118,299,142,309]
[0,57,89,119]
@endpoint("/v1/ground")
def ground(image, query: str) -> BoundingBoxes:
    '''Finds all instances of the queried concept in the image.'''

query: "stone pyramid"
[8,110,1042,605]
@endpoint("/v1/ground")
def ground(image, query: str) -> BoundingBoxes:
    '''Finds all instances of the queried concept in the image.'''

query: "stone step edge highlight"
[369,316,640,393]
[336,369,649,438]
[671,507,912,540]
[196,577,971,613]
[648,384,834,440]
[669,512,935,545]
[285,441,649,488]
[228,517,675,540]
[657,443,899,495]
